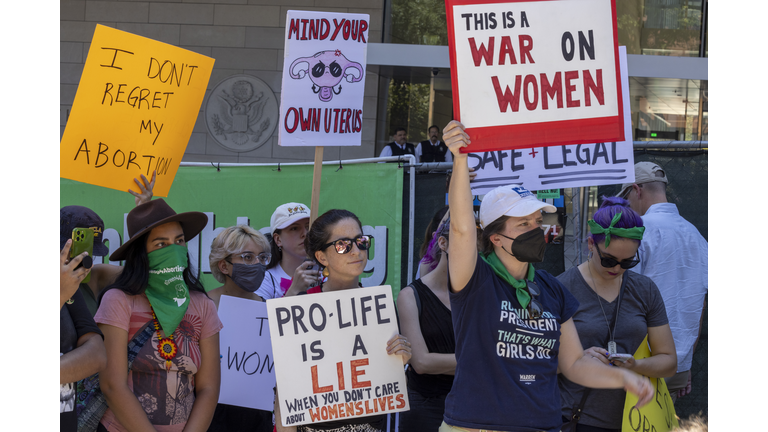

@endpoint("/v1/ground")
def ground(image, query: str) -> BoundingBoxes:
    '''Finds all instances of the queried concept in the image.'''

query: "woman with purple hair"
[397,212,455,432]
[557,196,677,432]
[415,206,449,279]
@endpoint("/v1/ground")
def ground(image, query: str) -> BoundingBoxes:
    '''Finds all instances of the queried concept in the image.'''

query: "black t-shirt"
[405,279,455,397]
[61,290,103,432]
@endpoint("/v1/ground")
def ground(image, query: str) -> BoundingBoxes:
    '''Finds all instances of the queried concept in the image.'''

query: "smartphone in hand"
[70,228,94,283]
[608,353,632,362]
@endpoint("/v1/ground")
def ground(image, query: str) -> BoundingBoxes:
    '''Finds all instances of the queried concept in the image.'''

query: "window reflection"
[376,66,454,154]
[388,0,449,45]
[631,78,707,141]
[618,0,707,57]
[388,0,707,59]
[377,68,708,147]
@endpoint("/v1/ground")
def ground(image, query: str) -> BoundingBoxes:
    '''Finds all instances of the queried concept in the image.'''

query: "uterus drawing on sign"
[289,50,364,102]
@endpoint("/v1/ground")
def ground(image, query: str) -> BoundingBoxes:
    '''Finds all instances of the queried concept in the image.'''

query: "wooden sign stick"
[310,146,323,225]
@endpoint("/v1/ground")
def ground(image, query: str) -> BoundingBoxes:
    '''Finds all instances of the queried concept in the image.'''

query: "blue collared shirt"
[636,202,708,372]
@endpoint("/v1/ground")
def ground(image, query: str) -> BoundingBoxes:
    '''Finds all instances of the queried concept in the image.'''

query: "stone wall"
[60,0,385,163]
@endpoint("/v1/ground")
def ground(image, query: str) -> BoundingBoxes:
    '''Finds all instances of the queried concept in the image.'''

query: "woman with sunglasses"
[274,209,412,432]
[397,212,456,432]
[207,225,275,432]
[557,196,676,432]
[95,199,222,432]
[440,120,653,432]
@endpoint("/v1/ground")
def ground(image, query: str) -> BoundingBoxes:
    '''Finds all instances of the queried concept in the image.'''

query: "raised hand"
[129,170,156,206]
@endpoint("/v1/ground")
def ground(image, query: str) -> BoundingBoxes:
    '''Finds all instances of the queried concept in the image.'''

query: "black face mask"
[498,227,547,263]
[229,263,266,293]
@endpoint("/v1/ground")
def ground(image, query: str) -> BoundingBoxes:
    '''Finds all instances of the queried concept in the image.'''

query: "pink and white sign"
[279,10,370,147]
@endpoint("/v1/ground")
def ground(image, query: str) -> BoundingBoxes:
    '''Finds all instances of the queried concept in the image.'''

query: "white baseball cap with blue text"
[479,185,556,229]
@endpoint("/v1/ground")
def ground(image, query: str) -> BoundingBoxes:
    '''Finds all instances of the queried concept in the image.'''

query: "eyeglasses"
[594,246,639,269]
[322,235,372,254]
[526,281,544,319]
[618,183,643,200]
[226,252,272,266]
[618,187,631,199]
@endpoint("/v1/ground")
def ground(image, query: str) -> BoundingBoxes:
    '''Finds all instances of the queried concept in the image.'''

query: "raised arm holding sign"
[268,209,410,430]
[441,120,653,431]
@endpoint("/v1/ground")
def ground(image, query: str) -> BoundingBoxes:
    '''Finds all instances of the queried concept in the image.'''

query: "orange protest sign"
[60,24,214,197]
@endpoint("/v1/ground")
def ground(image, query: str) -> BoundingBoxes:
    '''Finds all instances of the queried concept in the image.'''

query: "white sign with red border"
[446,0,623,151]
[468,46,635,194]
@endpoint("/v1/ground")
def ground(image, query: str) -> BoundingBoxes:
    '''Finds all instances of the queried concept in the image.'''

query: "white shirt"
[636,203,708,372]
[415,140,453,163]
[256,263,291,300]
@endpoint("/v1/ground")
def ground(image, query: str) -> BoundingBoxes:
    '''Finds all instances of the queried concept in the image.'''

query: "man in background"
[379,127,416,158]
[416,124,451,163]
[619,161,708,403]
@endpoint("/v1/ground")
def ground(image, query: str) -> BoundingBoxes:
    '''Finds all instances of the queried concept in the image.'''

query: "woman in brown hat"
[94,199,223,432]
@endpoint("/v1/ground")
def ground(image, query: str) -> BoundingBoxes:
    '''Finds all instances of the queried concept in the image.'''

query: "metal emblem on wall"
[205,74,279,152]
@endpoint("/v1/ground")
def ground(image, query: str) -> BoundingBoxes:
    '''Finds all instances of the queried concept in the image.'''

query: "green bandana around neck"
[145,244,190,336]
[480,251,535,309]
[587,212,645,248]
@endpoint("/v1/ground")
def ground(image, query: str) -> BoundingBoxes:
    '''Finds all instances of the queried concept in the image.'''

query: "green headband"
[588,212,645,248]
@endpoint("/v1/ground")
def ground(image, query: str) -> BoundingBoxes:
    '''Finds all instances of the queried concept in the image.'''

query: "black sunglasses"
[322,235,372,254]
[595,245,640,269]
[526,281,544,319]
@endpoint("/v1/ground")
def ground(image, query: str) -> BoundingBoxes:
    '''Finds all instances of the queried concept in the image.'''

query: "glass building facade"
[60,0,708,162]
[374,0,708,151]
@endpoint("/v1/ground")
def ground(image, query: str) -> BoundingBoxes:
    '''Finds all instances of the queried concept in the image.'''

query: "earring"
[278,246,282,252]
[322,267,330,277]
[587,250,593,261]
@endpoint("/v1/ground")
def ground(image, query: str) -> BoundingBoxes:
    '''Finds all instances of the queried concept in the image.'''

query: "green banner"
[536,189,561,199]
[60,163,403,294]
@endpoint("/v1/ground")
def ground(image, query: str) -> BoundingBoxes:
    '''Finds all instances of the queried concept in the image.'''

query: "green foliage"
[390,0,449,45]
[386,79,431,142]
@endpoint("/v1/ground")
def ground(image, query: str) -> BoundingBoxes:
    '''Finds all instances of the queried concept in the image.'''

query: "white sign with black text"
[218,295,276,411]
[267,285,408,427]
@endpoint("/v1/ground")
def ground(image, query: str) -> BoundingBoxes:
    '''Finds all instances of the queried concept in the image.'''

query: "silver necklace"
[586,260,620,355]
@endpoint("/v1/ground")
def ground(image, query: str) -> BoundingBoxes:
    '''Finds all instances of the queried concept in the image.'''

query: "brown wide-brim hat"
[109,199,208,262]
